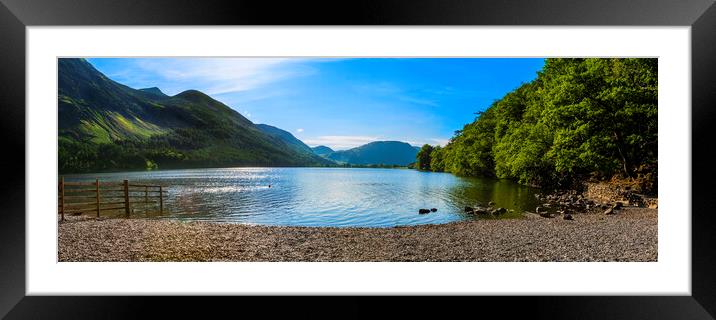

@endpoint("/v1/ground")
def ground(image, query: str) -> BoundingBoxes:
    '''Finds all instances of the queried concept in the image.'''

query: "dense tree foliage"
[418,58,658,193]
[416,144,434,171]
[429,146,445,172]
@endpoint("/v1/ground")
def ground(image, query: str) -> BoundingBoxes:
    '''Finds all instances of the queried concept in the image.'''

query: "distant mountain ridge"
[58,58,331,173]
[311,145,334,157]
[139,87,168,98]
[256,124,317,156]
[321,141,419,166]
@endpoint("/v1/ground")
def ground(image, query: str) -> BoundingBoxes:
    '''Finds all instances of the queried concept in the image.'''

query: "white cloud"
[132,58,313,96]
[296,128,304,133]
[407,138,451,147]
[303,135,381,150]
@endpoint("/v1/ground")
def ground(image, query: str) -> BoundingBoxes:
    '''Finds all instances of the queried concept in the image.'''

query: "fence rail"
[58,177,167,221]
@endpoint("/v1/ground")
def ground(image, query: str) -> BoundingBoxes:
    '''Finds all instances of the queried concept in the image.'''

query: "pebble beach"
[58,207,657,262]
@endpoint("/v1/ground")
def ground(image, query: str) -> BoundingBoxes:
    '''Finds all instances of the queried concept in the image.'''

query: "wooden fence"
[58,177,167,221]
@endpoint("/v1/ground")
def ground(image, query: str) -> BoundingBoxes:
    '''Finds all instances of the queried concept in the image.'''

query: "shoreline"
[59,165,413,176]
[59,207,657,262]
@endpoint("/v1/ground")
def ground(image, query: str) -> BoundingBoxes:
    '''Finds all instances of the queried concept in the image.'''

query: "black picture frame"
[1,0,715,318]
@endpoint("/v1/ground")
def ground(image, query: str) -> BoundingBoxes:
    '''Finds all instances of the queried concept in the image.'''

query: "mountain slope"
[311,145,334,157]
[58,58,330,173]
[139,87,169,98]
[325,141,419,166]
[256,124,333,165]
[58,59,173,143]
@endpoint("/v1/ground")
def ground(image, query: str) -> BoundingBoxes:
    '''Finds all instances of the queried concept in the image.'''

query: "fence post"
[59,176,65,221]
[95,178,100,217]
[159,186,164,213]
[123,179,130,217]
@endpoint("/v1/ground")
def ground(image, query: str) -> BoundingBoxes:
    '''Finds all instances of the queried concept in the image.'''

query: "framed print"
[2,0,716,318]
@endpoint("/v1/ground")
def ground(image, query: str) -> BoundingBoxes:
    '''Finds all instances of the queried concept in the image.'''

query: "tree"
[415,58,658,192]
[440,108,498,177]
[540,58,657,180]
[415,144,434,171]
[429,146,445,172]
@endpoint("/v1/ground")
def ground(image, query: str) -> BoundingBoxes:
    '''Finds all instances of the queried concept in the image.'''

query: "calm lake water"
[64,167,540,228]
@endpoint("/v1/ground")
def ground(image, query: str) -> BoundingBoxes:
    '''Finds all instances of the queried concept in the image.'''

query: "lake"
[63,167,541,228]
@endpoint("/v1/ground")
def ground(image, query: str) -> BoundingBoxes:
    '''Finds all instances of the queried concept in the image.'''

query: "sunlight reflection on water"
[64,167,540,228]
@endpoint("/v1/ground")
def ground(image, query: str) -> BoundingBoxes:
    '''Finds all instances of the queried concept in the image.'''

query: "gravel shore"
[58,207,657,262]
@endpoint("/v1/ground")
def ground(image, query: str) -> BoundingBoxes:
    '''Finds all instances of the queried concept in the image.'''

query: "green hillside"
[256,124,333,165]
[58,58,331,173]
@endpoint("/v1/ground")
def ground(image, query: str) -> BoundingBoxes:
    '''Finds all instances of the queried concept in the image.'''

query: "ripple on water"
[64,167,540,228]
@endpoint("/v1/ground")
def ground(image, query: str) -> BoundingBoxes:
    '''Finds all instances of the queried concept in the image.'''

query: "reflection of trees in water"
[446,176,539,213]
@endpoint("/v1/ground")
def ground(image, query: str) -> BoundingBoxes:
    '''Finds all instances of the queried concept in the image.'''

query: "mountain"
[325,141,419,166]
[256,124,326,158]
[311,145,334,157]
[139,87,169,98]
[58,58,331,173]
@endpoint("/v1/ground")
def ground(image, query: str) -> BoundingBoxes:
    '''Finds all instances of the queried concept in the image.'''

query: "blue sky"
[87,58,544,150]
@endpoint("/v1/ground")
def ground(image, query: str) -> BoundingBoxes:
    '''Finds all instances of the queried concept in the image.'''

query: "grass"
[78,110,167,144]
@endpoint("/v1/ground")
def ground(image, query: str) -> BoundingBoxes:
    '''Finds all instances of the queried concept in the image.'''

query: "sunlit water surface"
[65,167,540,228]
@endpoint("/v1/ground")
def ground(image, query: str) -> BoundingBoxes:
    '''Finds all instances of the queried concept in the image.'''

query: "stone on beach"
[473,207,491,215]
[58,207,658,262]
[492,207,507,215]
